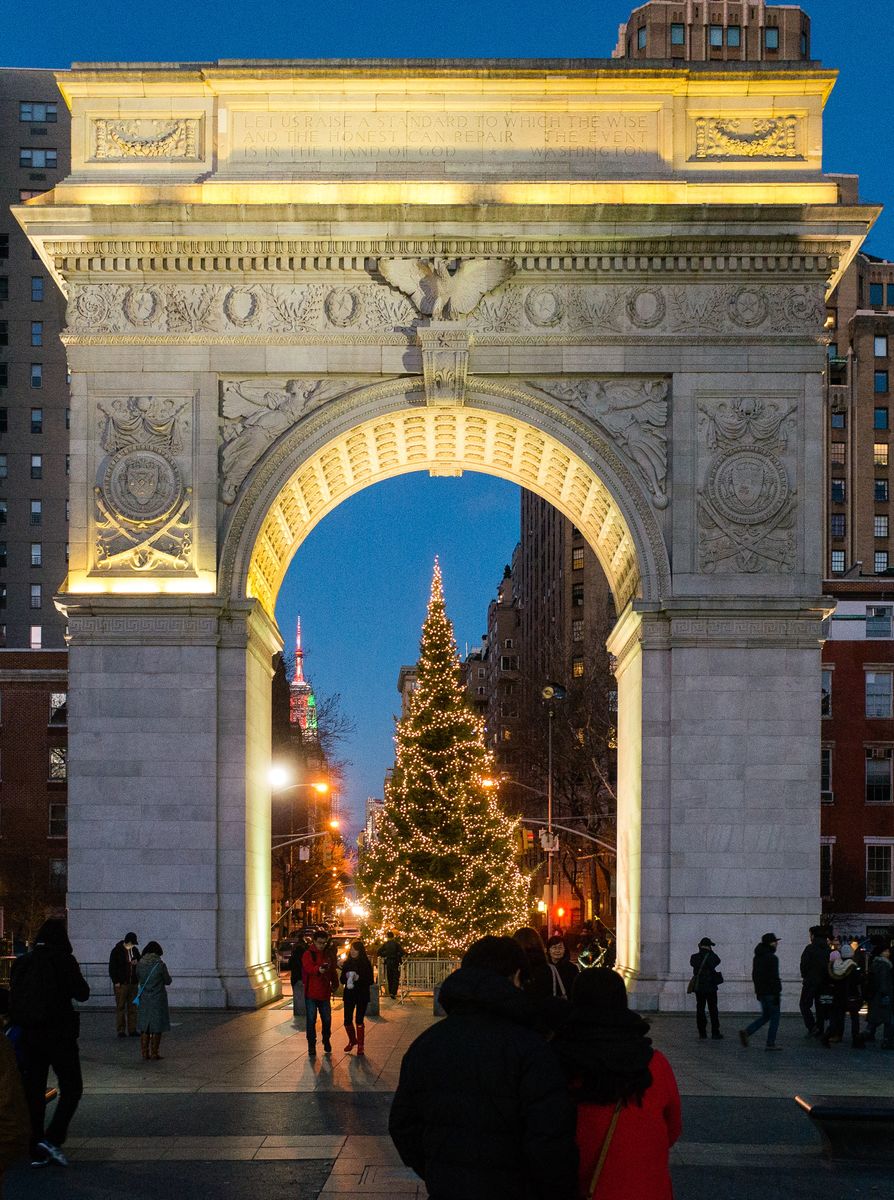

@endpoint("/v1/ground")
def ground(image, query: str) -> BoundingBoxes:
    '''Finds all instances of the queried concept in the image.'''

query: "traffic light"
[518,828,535,853]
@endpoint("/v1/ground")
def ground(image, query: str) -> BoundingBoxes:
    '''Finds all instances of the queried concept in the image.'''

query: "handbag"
[686,976,697,995]
[587,1099,623,1198]
[132,961,160,1007]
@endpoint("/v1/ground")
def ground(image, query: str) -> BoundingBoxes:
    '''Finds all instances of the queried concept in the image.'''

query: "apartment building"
[615,0,810,62]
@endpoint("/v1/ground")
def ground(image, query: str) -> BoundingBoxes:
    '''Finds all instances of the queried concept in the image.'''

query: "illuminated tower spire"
[289,616,317,737]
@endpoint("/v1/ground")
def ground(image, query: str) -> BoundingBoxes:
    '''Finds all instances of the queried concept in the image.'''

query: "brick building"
[821,581,894,939]
[0,649,67,942]
[614,0,810,62]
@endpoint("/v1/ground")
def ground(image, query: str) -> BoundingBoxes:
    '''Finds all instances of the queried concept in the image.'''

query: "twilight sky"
[4,2,892,832]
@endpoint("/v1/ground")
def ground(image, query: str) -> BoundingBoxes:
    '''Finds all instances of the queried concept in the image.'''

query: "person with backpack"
[8,919,90,1168]
[688,937,724,1040]
[821,944,865,1049]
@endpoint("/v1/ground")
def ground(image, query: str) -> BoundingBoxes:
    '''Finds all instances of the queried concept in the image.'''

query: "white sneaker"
[38,1140,69,1166]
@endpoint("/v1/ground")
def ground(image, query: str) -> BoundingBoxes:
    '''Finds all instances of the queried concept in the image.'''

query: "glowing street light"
[268,764,329,795]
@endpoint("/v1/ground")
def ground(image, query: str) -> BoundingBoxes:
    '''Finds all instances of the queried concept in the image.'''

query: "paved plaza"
[6,989,894,1199]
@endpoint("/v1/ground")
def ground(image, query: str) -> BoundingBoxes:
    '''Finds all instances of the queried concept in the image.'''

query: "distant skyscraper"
[289,616,318,739]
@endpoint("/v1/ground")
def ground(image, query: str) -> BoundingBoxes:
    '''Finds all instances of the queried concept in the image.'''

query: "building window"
[65,408,70,431]
[821,668,832,717]
[709,24,723,46]
[0,541,5,569]
[670,22,685,44]
[48,746,67,781]
[30,454,42,479]
[875,443,889,467]
[0,322,6,347]
[830,514,845,539]
[0,455,6,479]
[831,479,846,503]
[866,749,893,804]
[0,408,5,432]
[503,639,513,650]
[0,584,5,609]
[31,277,44,302]
[30,583,42,610]
[48,803,67,838]
[764,26,779,50]
[866,671,893,717]
[877,336,890,358]
[500,655,518,671]
[64,500,69,522]
[889,284,894,307]
[727,24,741,46]
[876,552,889,574]
[637,26,646,49]
[820,842,833,899]
[821,747,832,795]
[30,364,42,389]
[0,501,6,525]
[869,283,885,308]
[867,605,893,637]
[65,455,70,477]
[572,547,584,570]
[31,542,42,567]
[875,407,889,430]
[830,411,846,430]
[0,278,8,301]
[830,550,845,574]
[866,843,894,897]
[30,500,42,525]
[876,516,890,539]
[876,479,889,502]
[20,101,57,122]
[876,372,890,395]
[0,235,7,260]
[31,407,43,433]
[29,625,42,650]
[19,148,58,169]
[830,443,845,465]
[572,657,584,678]
[0,365,7,389]
[572,618,584,642]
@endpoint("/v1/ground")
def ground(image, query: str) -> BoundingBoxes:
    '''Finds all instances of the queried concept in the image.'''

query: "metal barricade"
[377,956,460,1001]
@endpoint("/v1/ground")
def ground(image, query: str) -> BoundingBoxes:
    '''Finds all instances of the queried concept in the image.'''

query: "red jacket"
[574,1049,681,1200]
[301,947,339,1001]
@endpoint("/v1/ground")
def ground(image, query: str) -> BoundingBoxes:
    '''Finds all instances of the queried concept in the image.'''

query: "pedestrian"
[389,934,578,1200]
[689,936,723,1040]
[0,1032,29,1190]
[821,943,864,1048]
[546,934,580,1000]
[513,926,554,1000]
[108,932,141,1039]
[866,945,893,1048]
[798,926,831,1038]
[576,921,599,968]
[378,931,405,1000]
[135,941,172,1061]
[341,939,374,1056]
[739,932,782,1051]
[302,931,339,1055]
[8,918,90,1168]
[287,940,304,1021]
[553,968,682,1200]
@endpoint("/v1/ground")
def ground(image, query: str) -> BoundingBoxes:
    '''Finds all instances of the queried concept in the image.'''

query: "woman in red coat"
[553,968,682,1199]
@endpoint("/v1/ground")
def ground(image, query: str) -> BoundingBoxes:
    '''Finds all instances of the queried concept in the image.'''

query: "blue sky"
[4,2,892,831]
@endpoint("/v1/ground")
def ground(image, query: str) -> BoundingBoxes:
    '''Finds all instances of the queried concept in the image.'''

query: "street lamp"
[541,682,566,939]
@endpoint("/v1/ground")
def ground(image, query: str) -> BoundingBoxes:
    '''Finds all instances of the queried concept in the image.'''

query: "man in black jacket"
[739,932,783,1051]
[108,932,140,1038]
[389,935,577,1200]
[9,919,90,1167]
[798,926,831,1038]
[378,931,405,1000]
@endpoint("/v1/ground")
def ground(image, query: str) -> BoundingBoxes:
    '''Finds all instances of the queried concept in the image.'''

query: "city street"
[6,991,893,1199]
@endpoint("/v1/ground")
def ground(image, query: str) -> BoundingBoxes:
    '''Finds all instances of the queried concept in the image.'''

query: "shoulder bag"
[133,961,160,1007]
[587,1099,623,1198]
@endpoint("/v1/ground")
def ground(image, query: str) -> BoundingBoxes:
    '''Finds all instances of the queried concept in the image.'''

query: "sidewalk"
[7,992,894,1199]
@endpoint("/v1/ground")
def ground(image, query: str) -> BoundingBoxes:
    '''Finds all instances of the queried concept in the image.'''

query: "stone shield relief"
[93,395,195,573]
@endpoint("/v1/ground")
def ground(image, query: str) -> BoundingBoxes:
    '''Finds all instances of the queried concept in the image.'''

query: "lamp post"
[541,683,566,938]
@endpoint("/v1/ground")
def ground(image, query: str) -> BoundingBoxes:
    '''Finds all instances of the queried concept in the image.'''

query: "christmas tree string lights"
[358,558,530,953]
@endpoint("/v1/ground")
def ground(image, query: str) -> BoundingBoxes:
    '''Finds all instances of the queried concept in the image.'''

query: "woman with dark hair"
[512,926,553,1001]
[340,940,374,1056]
[553,969,681,1200]
[135,942,172,1062]
[546,935,580,1001]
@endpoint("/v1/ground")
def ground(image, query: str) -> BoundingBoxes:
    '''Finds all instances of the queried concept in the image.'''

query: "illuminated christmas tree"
[358,559,530,953]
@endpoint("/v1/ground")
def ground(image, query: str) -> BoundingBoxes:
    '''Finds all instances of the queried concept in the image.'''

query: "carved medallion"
[524,287,564,327]
[705,448,789,527]
[223,287,262,328]
[123,287,162,327]
[727,286,769,329]
[626,286,666,329]
[103,449,183,524]
[324,288,361,327]
[72,289,112,329]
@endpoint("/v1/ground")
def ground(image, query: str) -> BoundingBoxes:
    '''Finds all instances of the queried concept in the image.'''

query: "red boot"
[344,1022,357,1053]
[356,1023,365,1056]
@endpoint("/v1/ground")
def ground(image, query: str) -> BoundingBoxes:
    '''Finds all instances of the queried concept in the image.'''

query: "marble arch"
[16,59,878,1008]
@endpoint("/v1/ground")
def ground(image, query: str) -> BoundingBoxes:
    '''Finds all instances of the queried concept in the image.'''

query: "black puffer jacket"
[751,943,781,998]
[9,920,90,1039]
[799,941,830,991]
[389,966,578,1200]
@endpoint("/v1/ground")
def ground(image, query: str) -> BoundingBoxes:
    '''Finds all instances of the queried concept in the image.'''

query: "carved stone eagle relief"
[378,257,515,319]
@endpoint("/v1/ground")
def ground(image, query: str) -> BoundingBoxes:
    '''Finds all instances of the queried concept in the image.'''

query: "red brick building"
[0,648,67,943]
[614,0,810,62]
[821,581,894,939]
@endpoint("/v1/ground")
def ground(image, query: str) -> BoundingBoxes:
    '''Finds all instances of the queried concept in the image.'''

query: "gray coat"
[135,953,172,1033]
[868,955,893,1029]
